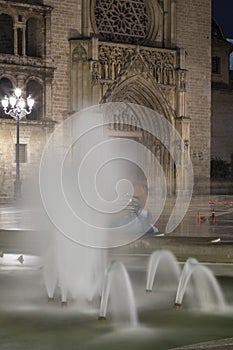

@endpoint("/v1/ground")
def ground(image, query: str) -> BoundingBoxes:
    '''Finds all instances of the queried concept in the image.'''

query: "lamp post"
[1,87,34,198]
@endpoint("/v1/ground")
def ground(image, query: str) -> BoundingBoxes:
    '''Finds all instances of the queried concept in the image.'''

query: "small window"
[26,17,43,58]
[0,13,14,54]
[212,56,221,74]
[15,144,27,163]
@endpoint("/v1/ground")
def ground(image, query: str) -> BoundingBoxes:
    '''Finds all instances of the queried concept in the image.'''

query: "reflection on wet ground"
[1,195,233,238]
[0,205,32,230]
[157,195,233,239]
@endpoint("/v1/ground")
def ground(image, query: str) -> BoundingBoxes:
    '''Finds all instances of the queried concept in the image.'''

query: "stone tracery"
[97,43,176,87]
[94,0,149,44]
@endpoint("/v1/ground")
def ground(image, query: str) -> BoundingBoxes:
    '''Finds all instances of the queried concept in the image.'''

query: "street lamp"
[1,87,34,198]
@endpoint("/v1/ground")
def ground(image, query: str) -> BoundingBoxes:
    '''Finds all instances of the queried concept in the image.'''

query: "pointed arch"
[103,75,176,195]
[72,44,88,62]
[105,74,175,126]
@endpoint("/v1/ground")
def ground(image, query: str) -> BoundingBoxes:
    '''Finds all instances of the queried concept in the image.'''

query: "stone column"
[90,37,101,104]
[175,115,191,195]
[13,24,18,55]
[175,48,191,195]
[163,0,171,48]
[44,12,52,64]
[22,25,26,56]
[176,48,187,118]
[45,77,53,119]
[171,0,176,48]
[82,0,90,37]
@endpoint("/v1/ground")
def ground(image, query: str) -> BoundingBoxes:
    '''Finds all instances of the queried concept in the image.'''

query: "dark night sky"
[212,0,233,38]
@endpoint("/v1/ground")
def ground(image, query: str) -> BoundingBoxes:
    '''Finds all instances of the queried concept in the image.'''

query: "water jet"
[99,260,138,326]
[175,258,225,309]
[146,250,181,292]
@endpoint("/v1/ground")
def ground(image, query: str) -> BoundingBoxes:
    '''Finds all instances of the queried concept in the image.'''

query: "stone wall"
[212,87,233,162]
[44,0,82,121]
[41,0,212,193]
[176,0,212,193]
[0,119,55,196]
[0,0,213,196]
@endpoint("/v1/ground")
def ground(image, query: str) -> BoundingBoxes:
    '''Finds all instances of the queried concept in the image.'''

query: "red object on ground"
[211,208,216,224]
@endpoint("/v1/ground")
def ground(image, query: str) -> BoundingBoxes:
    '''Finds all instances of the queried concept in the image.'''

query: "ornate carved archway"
[104,75,176,195]
[107,74,175,123]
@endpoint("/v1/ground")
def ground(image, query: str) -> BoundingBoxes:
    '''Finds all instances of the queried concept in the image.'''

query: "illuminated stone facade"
[0,0,212,196]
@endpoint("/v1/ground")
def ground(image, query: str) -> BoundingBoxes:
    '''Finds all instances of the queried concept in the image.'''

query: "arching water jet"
[99,261,138,327]
[175,258,225,310]
[146,250,181,292]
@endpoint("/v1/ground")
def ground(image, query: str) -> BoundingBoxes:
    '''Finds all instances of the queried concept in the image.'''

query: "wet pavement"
[1,195,233,235]
[0,202,33,230]
[1,194,233,257]
[157,195,233,239]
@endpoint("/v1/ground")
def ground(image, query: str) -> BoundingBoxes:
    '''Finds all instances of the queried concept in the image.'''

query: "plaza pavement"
[0,194,233,350]
[1,194,233,260]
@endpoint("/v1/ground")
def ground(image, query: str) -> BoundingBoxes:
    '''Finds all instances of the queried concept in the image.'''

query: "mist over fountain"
[43,235,107,305]
[39,103,164,308]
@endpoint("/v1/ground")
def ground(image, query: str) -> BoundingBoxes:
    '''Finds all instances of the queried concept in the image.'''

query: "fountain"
[1,233,233,350]
[43,248,58,301]
[98,260,138,326]
[42,233,107,305]
[146,250,181,292]
[175,257,225,310]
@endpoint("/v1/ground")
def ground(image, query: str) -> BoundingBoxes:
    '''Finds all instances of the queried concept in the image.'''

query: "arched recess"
[26,17,43,57]
[26,79,43,120]
[71,44,91,112]
[0,14,14,54]
[0,77,14,119]
[108,75,175,124]
[105,75,176,195]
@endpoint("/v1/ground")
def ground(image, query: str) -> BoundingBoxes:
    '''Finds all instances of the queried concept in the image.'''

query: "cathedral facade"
[0,0,211,197]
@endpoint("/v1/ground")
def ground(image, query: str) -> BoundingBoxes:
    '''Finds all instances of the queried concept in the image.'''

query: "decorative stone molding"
[72,44,88,62]
[177,69,186,90]
[107,104,143,134]
[98,44,135,81]
[98,43,176,86]
[91,60,101,85]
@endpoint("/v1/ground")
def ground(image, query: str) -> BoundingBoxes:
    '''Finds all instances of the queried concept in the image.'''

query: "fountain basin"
[0,254,233,350]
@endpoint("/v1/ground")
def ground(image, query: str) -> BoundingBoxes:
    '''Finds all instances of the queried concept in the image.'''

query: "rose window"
[94,0,149,44]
